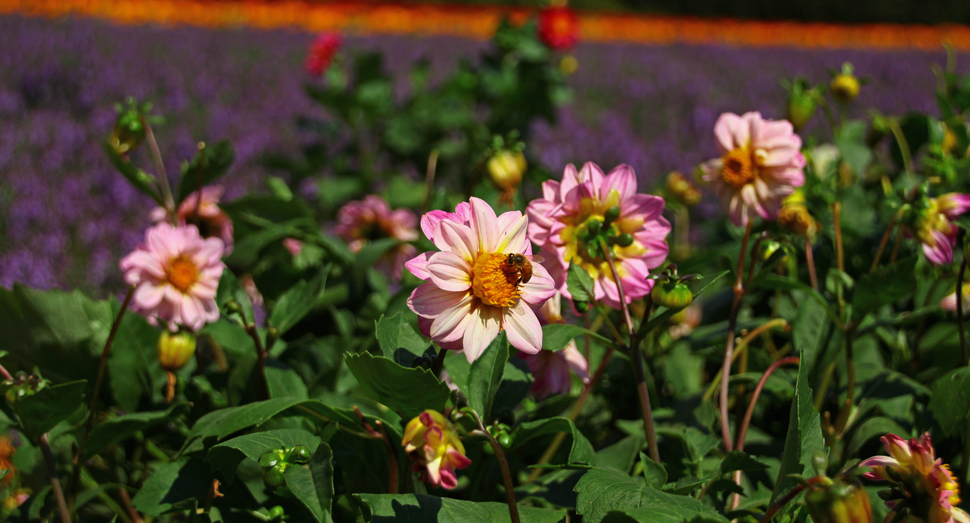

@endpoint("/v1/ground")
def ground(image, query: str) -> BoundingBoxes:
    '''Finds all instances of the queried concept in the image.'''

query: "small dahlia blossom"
[537,6,580,51]
[520,292,589,399]
[860,433,969,523]
[940,279,970,313]
[335,195,418,281]
[912,193,970,266]
[402,410,471,489]
[305,32,342,76]
[407,198,556,362]
[120,223,225,332]
[150,186,234,253]
[526,162,670,309]
[700,112,806,227]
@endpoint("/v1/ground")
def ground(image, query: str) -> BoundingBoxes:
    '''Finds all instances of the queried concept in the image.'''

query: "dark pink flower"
[305,32,342,76]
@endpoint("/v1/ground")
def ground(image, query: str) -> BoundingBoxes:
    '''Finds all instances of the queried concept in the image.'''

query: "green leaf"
[836,120,872,177]
[344,352,451,421]
[15,380,86,442]
[107,304,164,412]
[103,140,162,205]
[131,458,211,516]
[639,452,667,489]
[542,323,613,352]
[567,262,595,303]
[354,493,567,523]
[215,270,255,326]
[592,435,644,473]
[792,292,830,375]
[207,428,320,480]
[266,359,309,399]
[718,451,769,475]
[770,360,824,506]
[284,443,335,523]
[846,416,906,458]
[601,508,726,523]
[512,417,595,467]
[929,367,970,437]
[375,313,431,365]
[466,334,509,421]
[852,256,917,320]
[84,402,189,459]
[176,139,234,203]
[575,468,728,523]
[353,238,402,279]
[269,267,330,335]
[759,275,840,325]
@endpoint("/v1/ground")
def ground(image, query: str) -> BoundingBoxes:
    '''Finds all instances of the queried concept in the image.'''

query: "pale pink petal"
[408,283,467,318]
[559,164,581,198]
[602,164,637,201]
[470,197,500,252]
[714,112,743,151]
[405,252,434,280]
[434,220,478,263]
[462,306,501,362]
[427,251,472,292]
[430,294,475,343]
[421,210,455,242]
[133,283,165,309]
[519,263,556,305]
[504,301,542,354]
[495,214,529,254]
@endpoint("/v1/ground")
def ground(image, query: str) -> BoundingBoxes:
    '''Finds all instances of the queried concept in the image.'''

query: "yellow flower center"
[471,253,520,307]
[167,255,199,293]
[721,147,756,188]
[557,190,647,281]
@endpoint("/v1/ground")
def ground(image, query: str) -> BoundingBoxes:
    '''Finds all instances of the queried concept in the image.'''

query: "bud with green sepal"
[648,265,696,309]
[830,62,863,105]
[783,77,822,131]
[108,97,163,155]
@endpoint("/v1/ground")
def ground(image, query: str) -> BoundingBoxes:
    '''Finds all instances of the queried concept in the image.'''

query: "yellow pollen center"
[167,255,199,293]
[471,253,520,308]
[721,147,756,188]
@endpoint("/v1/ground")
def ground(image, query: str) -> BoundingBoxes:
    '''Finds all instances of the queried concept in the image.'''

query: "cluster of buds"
[574,205,635,262]
[402,410,471,490]
[1,372,47,405]
[649,265,697,309]
[259,445,312,490]
[665,172,701,207]
[485,133,528,204]
[776,190,818,238]
[784,77,823,131]
[830,62,862,105]
[108,97,162,156]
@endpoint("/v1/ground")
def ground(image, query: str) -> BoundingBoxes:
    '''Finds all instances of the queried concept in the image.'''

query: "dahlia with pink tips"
[519,291,589,399]
[700,112,806,227]
[910,193,970,266]
[526,162,670,309]
[402,410,471,489]
[860,432,969,523]
[335,195,419,281]
[150,185,234,253]
[407,198,556,362]
[120,223,225,332]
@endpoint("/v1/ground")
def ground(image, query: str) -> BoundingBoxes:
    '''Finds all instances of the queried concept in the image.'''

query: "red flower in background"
[305,32,343,75]
[538,6,580,51]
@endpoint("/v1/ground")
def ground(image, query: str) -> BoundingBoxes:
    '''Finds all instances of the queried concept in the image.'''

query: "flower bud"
[777,203,817,238]
[830,72,860,104]
[496,432,512,448]
[603,206,621,225]
[574,300,590,314]
[586,219,603,236]
[788,91,818,132]
[262,464,286,489]
[559,55,579,75]
[665,172,702,207]
[759,240,787,262]
[285,445,311,465]
[651,280,693,309]
[611,233,634,247]
[109,101,147,154]
[267,506,285,520]
[157,331,197,372]
[487,150,527,192]
[804,477,873,523]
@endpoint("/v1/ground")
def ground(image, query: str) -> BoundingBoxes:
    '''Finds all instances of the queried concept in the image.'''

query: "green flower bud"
[788,93,818,132]
[267,506,285,520]
[157,331,197,372]
[612,233,634,248]
[574,300,590,314]
[603,206,621,225]
[804,477,873,523]
[262,463,287,489]
[285,445,311,465]
[259,449,285,468]
[759,240,786,262]
[496,432,512,448]
[586,219,603,236]
[651,280,693,309]
[487,150,527,191]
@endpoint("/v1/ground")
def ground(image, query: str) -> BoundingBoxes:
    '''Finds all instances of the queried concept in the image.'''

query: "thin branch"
[41,434,72,523]
[719,220,753,452]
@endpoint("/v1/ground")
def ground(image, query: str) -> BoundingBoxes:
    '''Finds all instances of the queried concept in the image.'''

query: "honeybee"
[500,253,544,286]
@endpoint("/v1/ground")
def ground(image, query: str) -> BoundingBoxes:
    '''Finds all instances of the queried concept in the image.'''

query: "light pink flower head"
[700,112,806,227]
[526,162,670,309]
[860,433,969,523]
[335,195,419,281]
[120,222,225,332]
[913,193,970,266]
[406,198,557,362]
[150,186,234,253]
[519,292,590,399]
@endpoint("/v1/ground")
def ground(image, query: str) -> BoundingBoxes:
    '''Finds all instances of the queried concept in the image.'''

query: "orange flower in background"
[0,436,15,485]
[537,6,579,51]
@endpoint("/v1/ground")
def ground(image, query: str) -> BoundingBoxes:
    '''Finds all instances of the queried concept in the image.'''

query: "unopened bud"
[157,331,197,372]
[611,233,634,247]
[496,432,512,448]
[777,203,817,237]
[267,506,285,520]
[805,477,873,523]
[759,240,786,262]
[788,92,818,131]
[285,445,311,465]
[603,206,621,225]
[665,172,702,207]
[830,73,861,104]
[650,280,693,309]
[573,300,590,314]
[586,219,603,236]
[559,55,579,76]
[262,464,286,489]
[487,150,527,191]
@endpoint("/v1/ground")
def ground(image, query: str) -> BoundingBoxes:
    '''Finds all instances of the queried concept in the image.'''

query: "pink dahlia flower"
[335,195,419,281]
[519,292,589,399]
[402,410,471,489]
[860,433,969,523]
[526,162,670,309]
[120,222,225,332]
[150,185,234,253]
[700,112,806,227]
[305,32,342,76]
[407,198,556,362]
[940,279,970,313]
[912,193,970,266]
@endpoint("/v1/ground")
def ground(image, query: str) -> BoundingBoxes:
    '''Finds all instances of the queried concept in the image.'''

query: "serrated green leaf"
[770,361,823,507]
[269,267,329,335]
[575,468,727,523]
[793,292,830,374]
[718,451,769,475]
[284,443,335,523]
[206,428,321,481]
[929,367,970,437]
[592,435,644,473]
[344,352,451,421]
[567,262,595,303]
[513,417,595,467]
[639,452,667,489]
[375,313,431,365]
[852,256,917,320]
[15,380,86,442]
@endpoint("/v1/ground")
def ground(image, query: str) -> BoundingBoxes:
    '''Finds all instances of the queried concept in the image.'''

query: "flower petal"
[408,283,468,318]
[470,197,499,252]
[504,301,542,354]
[462,306,501,362]
[435,220,478,263]
[427,251,473,292]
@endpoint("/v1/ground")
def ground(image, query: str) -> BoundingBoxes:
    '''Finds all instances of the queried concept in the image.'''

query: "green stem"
[471,414,519,523]
[40,434,72,523]
[142,118,175,214]
[958,257,968,367]
[719,220,753,452]
[888,119,915,176]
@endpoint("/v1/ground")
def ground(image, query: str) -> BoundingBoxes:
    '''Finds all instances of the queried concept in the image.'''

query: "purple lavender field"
[0,14,959,293]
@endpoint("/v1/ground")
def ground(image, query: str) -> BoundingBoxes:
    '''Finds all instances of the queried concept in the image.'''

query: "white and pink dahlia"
[151,185,234,253]
[120,222,225,332]
[911,193,970,266]
[520,292,590,399]
[700,112,806,227]
[335,195,419,281]
[526,162,670,309]
[406,198,556,362]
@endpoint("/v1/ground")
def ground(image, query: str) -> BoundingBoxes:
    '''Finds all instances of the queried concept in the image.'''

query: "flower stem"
[702,319,789,402]
[736,357,800,452]
[41,433,72,523]
[0,362,12,381]
[870,210,902,273]
[472,414,519,523]
[833,202,845,273]
[720,220,753,452]
[805,236,819,291]
[887,119,915,176]
[142,118,174,214]
[845,325,857,403]
[599,239,660,463]
[244,322,270,401]
[958,257,968,367]
[421,149,439,214]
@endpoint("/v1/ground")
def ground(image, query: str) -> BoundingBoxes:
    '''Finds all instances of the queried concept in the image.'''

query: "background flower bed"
[0,14,956,293]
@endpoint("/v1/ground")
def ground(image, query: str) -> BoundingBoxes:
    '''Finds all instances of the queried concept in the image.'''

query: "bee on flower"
[406,198,556,362]
[860,432,969,523]
[402,410,471,489]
